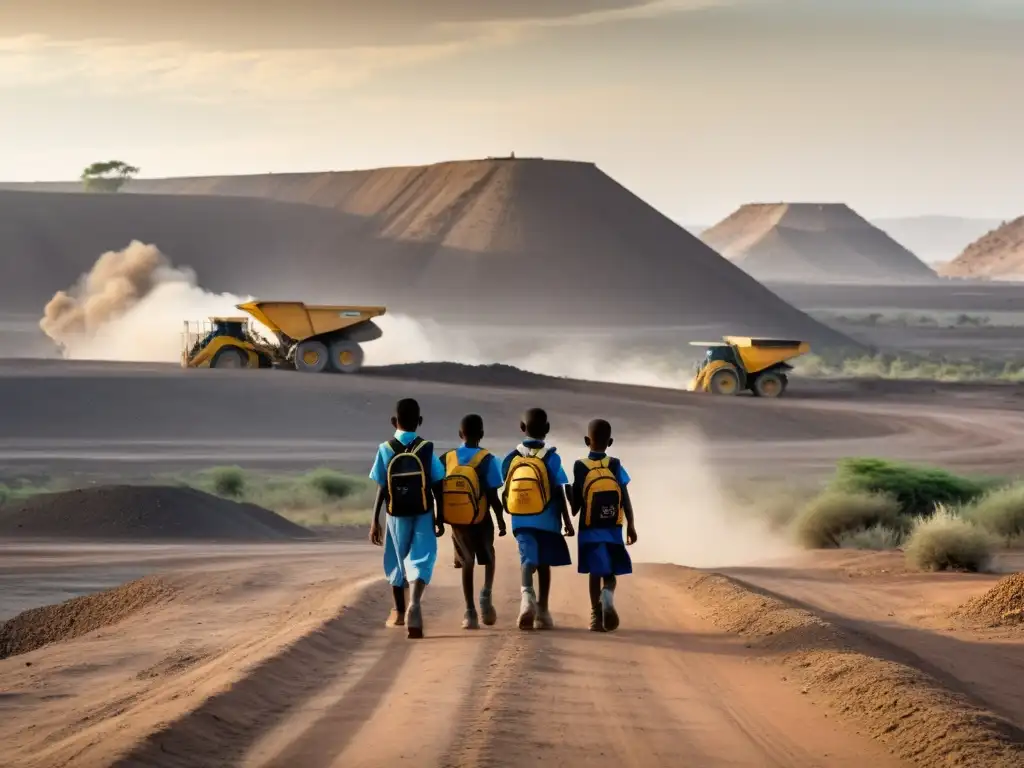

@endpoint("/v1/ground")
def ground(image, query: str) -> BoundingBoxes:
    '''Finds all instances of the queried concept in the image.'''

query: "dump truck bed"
[237,301,385,342]
[722,336,810,374]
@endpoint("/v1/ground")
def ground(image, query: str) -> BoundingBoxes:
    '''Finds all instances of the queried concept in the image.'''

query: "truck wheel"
[211,347,248,369]
[295,340,329,373]
[709,367,740,395]
[752,371,785,398]
[329,339,364,373]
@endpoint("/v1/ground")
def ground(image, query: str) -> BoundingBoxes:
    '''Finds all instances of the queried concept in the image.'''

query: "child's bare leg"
[461,560,476,610]
[483,559,496,592]
[603,575,617,592]
[537,565,552,609]
[600,574,619,632]
[411,578,427,606]
[393,586,407,613]
[589,574,604,631]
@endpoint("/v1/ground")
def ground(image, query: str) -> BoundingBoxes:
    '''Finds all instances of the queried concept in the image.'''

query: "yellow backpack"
[442,449,491,525]
[580,457,623,528]
[504,444,552,515]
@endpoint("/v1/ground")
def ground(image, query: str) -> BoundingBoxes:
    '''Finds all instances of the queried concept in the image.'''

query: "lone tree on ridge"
[80,160,140,193]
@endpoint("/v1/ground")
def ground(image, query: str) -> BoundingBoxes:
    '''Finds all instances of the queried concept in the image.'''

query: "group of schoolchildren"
[368,398,638,639]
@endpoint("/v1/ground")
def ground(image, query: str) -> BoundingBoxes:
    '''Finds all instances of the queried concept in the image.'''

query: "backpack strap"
[444,450,458,475]
[466,449,490,469]
[387,438,404,456]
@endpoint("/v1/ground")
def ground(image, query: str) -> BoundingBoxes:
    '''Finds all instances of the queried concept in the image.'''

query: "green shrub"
[206,466,247,498]
[904,506,996,572]
[832,458,986,518]
[837,524,904,550]
[302,469,361,500]
[793,490,904,548]
[962,484,1024,540]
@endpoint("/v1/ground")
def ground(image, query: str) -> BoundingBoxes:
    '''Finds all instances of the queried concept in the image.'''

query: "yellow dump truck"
[182,301,386,373]
[687,336,810,397]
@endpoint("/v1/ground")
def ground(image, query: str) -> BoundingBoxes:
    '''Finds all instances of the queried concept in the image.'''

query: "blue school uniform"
[500,439,572,568]
[370,430,446,587]
[574,452,633,577]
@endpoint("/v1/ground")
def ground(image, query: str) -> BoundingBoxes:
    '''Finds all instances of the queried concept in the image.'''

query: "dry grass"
[904,506,998,572]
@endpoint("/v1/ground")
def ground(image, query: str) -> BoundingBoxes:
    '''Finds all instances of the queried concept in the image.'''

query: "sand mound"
[0,485,315,541]
[702,203,937,284]
[679,569,1024,766]
[0,576,177,659]
[0,160,855,348]
[954,572,1024,627]
[940,216,1024,280]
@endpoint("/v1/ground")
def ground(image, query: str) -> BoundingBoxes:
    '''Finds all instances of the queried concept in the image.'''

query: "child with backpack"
[501,407,575,630]
[440,414,507,630]
[368,398,447,639]
[570,418,638,632]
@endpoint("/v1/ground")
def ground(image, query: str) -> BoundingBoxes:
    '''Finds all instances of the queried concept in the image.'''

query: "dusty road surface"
[1,539,911,768]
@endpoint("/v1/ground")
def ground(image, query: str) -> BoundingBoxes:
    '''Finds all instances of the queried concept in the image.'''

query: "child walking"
[570,419,638,632]
[368,398,446,639]
[440,414,507,629]
[501,407,574,630]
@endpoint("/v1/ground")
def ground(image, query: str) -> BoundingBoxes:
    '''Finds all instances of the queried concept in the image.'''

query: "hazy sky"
[2,0,1023,223]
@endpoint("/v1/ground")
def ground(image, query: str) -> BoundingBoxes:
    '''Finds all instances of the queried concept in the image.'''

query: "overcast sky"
[2,0,1022,223]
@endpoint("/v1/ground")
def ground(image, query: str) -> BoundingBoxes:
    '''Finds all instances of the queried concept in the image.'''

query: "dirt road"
[0,539,908,768]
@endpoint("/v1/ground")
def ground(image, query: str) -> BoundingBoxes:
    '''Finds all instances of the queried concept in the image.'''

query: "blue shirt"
[447,445,504,490]
[501,439,569,534]
[574,451,631,544]
[369,430,447,492]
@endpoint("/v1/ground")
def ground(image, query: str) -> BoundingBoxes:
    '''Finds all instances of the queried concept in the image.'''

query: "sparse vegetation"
[792,489,904,548]
[831,458,988,518]
[797,353,1024,383]
[961,484,1024,541]
[837,523,904,550]
[202,465,247,499]
[903,506,997,572]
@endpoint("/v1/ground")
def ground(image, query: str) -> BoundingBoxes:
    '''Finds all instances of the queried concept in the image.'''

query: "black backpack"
[386,437,433,517]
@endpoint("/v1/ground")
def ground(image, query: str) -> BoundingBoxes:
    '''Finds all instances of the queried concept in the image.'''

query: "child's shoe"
[385,609,405,627]
[533,607,554,630]
[479,589,497,626]
[517,587,538,630]
[600,588,619,632]
[589,607,605,632]
[462,608,480,630]
[406,603,424,639]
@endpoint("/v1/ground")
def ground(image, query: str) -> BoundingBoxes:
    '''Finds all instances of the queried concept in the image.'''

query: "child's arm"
[557,486,574,536]
[621,485,638,544]
[431,480,445,535]
[369,487,386,546]
[566,483,579,517]
[486,488,506,535]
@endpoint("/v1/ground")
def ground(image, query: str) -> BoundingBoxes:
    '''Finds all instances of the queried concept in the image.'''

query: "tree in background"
[80,160,139,193]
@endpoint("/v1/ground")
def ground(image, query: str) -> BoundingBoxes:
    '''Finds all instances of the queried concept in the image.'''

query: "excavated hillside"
[940,216,1024,279]
[702,203,937,284]
[1,160,855,346]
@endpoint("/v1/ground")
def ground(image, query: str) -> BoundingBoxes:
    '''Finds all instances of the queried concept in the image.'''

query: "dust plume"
[40,241,256,362]
[604,428,795,568]
[367,314,687,388]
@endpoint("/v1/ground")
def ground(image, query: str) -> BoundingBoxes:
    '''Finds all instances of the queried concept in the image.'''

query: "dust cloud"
[40,242,260,362]
[603,428,795,568]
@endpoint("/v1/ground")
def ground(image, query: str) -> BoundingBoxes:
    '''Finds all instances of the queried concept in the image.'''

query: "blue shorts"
[577,541,632,576]
[515,528,572,568]
[383,512,438,587]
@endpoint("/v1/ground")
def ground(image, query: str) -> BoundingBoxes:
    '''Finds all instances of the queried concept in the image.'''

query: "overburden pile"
[702,203,937,284]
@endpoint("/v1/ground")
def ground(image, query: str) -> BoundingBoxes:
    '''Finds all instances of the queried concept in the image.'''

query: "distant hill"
[701,203,937,284]
[871,216,1003,265]
[939,215,1024,280]
[0,160,855,347]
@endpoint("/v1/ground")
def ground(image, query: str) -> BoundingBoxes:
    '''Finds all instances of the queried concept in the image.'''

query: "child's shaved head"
[460,413,484,443]
[585,418,613,452]
[393,398,422,432]
[521,407,549,440]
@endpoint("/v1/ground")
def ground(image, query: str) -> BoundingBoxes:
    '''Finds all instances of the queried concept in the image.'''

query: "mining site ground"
[1,353,1024,767]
